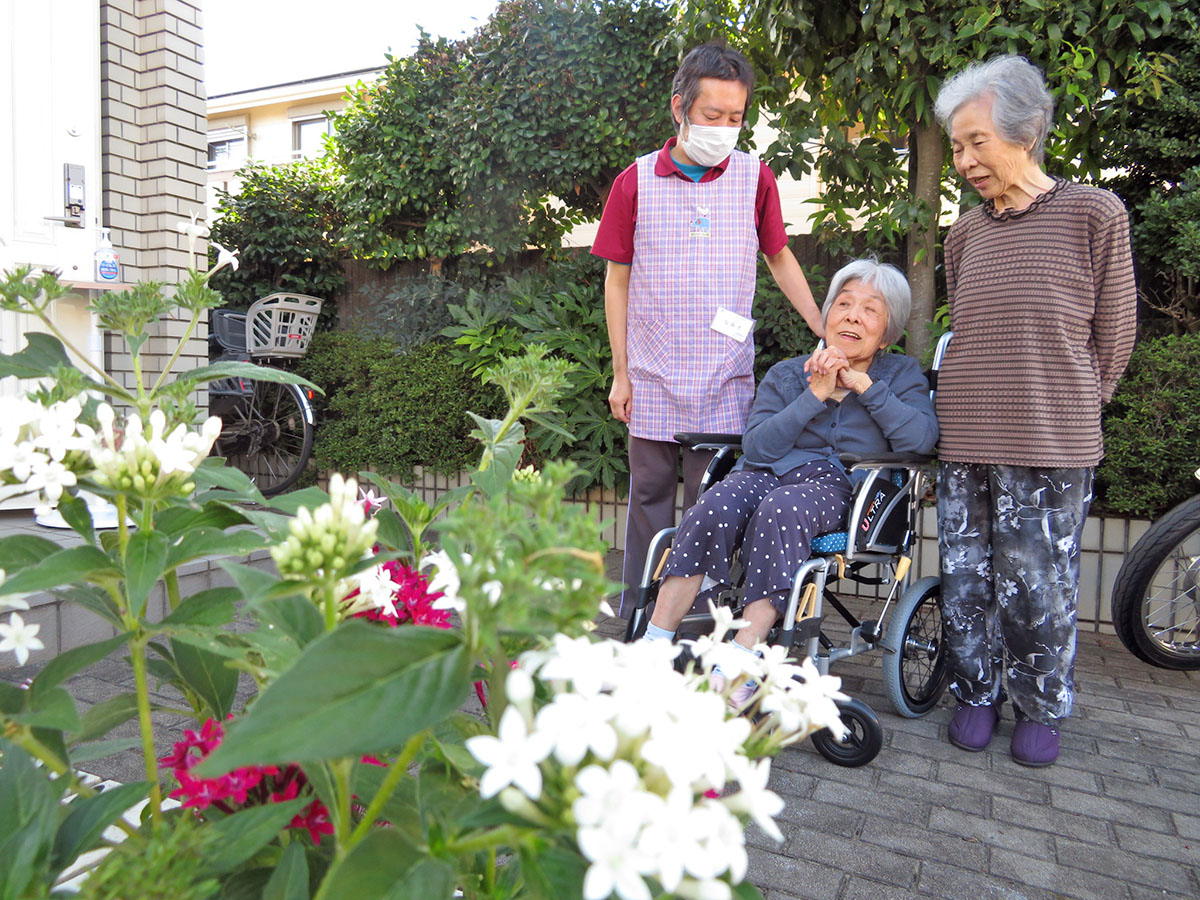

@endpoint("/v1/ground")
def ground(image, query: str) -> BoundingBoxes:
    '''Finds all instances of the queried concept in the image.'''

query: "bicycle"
[208,293,321,496]
[1110,466,1200,670]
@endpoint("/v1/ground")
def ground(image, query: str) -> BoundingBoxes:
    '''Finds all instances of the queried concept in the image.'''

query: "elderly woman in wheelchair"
[637,258,939,717]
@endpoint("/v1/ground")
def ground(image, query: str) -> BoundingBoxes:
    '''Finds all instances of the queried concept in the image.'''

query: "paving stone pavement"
[591,560,1200,900]
[2,554,1197,900]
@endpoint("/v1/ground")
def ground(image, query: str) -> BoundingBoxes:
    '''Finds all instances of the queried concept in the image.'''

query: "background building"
[0,0,208,505]
[205,68,382,218]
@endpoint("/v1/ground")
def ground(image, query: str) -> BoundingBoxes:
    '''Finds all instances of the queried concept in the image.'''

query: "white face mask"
[679,121,740,167]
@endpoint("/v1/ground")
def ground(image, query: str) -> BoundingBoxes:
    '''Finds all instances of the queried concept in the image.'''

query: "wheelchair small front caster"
[810,697,884,767]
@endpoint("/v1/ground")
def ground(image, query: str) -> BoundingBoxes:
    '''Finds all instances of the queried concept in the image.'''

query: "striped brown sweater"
[935,179,1137,467]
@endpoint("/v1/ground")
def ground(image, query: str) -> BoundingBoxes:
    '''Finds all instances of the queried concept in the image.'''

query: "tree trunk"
[905,119,943,361]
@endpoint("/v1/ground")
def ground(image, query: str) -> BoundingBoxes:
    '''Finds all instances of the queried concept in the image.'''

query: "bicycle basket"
[245,293,322,359]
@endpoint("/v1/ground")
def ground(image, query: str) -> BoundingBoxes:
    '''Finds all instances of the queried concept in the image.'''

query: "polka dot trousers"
[664,460,852,614]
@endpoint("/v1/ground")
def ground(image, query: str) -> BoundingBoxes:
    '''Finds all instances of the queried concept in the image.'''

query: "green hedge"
[1098,331,1200,518]
[296,333,505,480]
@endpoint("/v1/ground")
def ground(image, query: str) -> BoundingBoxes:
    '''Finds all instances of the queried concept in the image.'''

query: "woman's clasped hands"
[804,346,873,401]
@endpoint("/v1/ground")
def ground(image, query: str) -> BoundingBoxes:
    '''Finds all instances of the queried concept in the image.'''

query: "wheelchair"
[622,337,954,767]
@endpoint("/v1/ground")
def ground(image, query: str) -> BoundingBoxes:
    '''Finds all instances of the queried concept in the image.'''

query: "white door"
[0,0,103,507]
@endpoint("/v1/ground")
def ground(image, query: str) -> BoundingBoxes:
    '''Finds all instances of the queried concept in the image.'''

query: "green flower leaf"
[171,638,239,720]
[195,623,470,772]
[124,530,170,619]
[49,781,151,877]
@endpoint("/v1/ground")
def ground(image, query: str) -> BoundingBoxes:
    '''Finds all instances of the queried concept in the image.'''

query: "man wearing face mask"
[593,41,824,615]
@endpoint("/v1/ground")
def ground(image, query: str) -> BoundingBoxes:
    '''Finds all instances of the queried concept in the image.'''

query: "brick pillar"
[99,0,208,402]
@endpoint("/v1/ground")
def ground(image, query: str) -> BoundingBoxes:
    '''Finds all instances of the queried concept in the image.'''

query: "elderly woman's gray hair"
[822,258,911,348]
[934,55,1055,163]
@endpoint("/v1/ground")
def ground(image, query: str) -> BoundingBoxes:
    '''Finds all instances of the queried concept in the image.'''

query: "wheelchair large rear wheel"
[1110,493,1200,670]
[215,380,314,496]
[810,698,883,767]
[881,576,949,717]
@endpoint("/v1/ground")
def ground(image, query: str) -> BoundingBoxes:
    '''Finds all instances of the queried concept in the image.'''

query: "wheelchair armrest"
[838,452,935,470]
[675,432,743,450]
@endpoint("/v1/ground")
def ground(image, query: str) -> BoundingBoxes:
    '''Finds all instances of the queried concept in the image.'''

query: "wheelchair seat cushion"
[810,531,849,554]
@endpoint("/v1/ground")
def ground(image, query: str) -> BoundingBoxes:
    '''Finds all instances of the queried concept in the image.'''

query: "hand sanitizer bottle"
[94,228,120,283]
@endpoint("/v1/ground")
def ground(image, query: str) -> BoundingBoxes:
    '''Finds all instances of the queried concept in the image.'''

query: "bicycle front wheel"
[216,380,314,496]
[1110,494,1200,670]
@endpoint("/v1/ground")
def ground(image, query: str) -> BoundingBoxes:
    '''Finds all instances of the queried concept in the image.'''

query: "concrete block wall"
[99,0,209,401]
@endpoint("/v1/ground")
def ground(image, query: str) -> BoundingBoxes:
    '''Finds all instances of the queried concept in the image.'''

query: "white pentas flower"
[209,240,240,275]
[0,612,44,666]
[271,473,379,586]
[420,549,466,613]
[174,209,210,258]
[340,562,399,619]
[465,706,552,800]
[466,632,843,900]
[89,404,220,504]
[0,394,100,514]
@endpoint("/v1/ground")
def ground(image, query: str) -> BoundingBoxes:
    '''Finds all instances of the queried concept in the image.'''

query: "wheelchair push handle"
[674,432,743,451]
[838,451,935,469]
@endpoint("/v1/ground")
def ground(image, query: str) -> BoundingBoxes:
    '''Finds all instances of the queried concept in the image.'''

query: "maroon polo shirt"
[591,138,790,264]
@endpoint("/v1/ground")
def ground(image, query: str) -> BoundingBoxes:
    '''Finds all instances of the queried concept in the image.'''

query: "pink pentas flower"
[292,798,335,844]
[347,561,451,630]
[160,717,334,843]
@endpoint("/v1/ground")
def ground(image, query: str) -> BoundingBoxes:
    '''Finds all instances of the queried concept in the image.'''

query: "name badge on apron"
[711,307,754,342]
[689,206,711,239]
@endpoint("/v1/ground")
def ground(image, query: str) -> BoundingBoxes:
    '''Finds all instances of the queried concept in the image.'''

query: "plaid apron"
[626,149,759,441]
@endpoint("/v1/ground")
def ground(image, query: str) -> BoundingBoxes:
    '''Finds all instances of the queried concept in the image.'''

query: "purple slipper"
[948,702,1000,751]
[1011,719,1059,767]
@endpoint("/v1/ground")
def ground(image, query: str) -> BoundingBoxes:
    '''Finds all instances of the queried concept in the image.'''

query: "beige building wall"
[206,69,381,219]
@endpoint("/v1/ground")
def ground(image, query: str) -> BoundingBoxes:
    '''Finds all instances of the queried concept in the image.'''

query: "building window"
[292,116,331,160]
[207,134,246,171]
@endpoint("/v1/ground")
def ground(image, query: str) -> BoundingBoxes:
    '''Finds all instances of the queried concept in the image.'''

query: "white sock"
[642,622,675,643]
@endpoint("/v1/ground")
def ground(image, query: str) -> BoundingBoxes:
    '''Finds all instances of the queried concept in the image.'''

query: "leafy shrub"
[330,1,674,267]
[1097,332,1200,517]
[209,159,345,327]
[296,333,504,480]
[346,274,478,354]
[444,251,626,493]
[753,258,824,379]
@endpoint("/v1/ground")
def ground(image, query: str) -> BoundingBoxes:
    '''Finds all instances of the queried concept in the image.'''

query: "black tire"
[1110,493,1200,670]
[810,697,883,767]
[881,576,949,717]
[216,380,314,496]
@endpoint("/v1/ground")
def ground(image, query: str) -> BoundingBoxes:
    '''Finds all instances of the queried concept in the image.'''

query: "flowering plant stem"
[150,310,200,393]
[346,730,427,847]
[486,651,510,727]
[331,757,354,856]
[129,636,164,826]
[444,824,524,856]
[23,302,125,393]
[322,583,339,632]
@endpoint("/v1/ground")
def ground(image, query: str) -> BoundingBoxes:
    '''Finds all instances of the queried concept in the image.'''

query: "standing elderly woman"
[933,55,1137,766]
[640,258,938,704]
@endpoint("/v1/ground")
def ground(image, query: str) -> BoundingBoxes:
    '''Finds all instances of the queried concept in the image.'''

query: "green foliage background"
[1097,332,1200,518]
[331,0,674,266]
[208,159,345,326]
[296,335,505,480]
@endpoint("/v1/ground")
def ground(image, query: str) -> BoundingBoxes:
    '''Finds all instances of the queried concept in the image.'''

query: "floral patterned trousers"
[937,461,1093,724]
